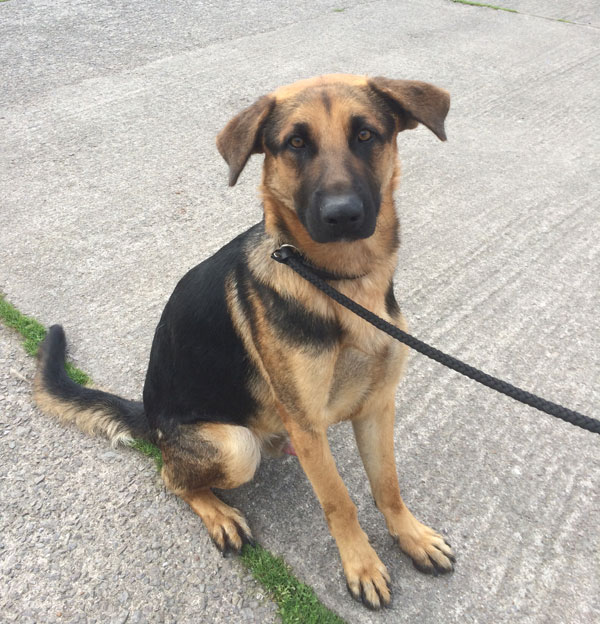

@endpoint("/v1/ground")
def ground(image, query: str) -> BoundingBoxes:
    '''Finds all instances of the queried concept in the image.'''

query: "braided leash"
[272,245,600,435]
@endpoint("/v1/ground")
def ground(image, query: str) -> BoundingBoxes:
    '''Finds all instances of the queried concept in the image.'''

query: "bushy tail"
[34,325,151,446]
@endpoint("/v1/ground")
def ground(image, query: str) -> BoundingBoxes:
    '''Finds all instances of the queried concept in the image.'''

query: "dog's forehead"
[272,73,369,100]
[269,74,381,135]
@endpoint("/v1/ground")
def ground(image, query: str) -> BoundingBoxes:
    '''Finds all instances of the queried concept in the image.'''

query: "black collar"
[271,244,366,281]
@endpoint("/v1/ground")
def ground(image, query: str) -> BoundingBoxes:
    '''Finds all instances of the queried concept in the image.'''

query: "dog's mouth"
[306,226,376,244]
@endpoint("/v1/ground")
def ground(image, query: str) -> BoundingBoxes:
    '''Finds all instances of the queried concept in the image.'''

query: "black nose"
[320,194,365,234]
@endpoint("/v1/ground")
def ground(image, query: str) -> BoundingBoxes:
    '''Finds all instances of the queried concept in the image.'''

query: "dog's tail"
[34,325,151,446]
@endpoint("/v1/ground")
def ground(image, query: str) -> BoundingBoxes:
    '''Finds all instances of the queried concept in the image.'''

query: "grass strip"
[1,295,49,357]
[241,544,345,624]
[1,294,155,460]
[0,293,345,623]
[130,438,164,471]
[0,296,91,385]
[450,0,517,12]
[449,1,578,24]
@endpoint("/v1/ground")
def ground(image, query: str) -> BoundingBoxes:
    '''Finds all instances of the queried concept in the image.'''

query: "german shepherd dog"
[34,74,454,610]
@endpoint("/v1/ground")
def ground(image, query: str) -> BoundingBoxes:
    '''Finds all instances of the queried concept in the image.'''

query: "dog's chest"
[328,346,373,403]
[326,337,403,420]
[321,294,405,419]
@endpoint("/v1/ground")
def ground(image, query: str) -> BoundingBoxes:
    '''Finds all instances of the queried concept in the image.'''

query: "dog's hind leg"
[160,422,261,554]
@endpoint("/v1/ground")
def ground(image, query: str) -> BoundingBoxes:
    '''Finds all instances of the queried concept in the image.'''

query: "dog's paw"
[392,513,455,576]
[204,502,255,556]
[343,544,392,610]
[184,490,256,556]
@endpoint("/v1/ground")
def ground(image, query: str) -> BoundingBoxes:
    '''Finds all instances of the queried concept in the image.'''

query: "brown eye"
[357,129,373,142]
[289,136,305,149]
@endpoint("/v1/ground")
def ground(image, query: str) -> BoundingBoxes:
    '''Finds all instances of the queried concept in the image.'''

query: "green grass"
[0,293,346,623]
[450,0,517,12]
[0,294,164,464]
[130,438,164,471]
[0,295,48,356]
[449,1,579,24]
[241,544,345,624]
[1,295,92,387]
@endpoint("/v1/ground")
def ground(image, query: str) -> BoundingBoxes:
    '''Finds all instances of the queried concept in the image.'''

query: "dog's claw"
[347,582,362,603]
[443,548,456,564]
[374,580,393,610]
[391,513,456,576]
[411,550,454,576]
[344,552,392,610]
[234,520,257,548]
[360,582,378,611]
[207,516,254,557]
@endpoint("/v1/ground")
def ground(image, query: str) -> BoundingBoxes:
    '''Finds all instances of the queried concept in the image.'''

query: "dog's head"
[217,74,449,246]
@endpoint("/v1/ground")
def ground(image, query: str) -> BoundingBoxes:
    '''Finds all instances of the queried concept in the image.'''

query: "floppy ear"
[368,78,450,141]
[216,95,275,186]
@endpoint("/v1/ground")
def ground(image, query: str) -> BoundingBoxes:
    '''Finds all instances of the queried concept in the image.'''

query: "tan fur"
[271,73,369,100]
[278,401,392,606]
[160,423,261,551]
[202,423,262,488]
[182,489,253,552]
[161,422,261,495]
[241,207,406,434]
[224,74,453,606]
[33,375,133,447]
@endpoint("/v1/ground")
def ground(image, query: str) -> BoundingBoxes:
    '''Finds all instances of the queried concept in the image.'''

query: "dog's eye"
[288,136,306,149]
[357,129,373,142]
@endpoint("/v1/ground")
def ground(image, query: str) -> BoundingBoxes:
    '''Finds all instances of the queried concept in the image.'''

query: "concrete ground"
[1,1,599,622]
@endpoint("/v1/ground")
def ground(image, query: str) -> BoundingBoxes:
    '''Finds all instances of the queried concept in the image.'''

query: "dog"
[34,73,454,610]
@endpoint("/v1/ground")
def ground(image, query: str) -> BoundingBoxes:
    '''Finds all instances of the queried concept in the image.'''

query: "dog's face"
[262,78,397,243]
[217,74,449,245]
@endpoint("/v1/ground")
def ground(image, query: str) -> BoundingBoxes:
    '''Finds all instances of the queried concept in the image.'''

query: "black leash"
[272,244,600,435]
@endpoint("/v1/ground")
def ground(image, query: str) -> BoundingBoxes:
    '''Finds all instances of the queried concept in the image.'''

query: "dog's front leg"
[279,406,392,610]
[352,398,456,575]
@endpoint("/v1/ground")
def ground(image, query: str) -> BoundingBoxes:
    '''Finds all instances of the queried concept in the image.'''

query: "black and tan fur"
[35,74,454,610]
